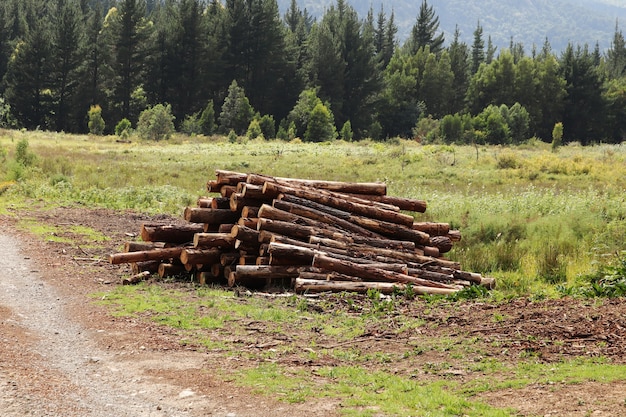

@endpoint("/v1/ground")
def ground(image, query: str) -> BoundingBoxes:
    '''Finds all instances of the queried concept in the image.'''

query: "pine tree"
[606,21,626,79]
[405,0,444,55]
[218,80,255,135]
[471,21,485,74]
[448,26,470,114]
[51,0,84,132]
[107,0,153,122]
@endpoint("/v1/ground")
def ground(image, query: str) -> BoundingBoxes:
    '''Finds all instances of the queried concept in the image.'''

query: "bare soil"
[1,206,625,416]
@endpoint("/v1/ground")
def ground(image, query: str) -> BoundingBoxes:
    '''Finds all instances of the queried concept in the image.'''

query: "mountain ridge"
[277,0,626,53]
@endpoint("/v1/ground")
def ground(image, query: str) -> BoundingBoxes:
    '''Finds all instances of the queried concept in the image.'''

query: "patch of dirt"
[1,205,626,416]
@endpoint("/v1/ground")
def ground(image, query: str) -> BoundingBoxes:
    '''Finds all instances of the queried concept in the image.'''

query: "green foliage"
[219,80,255,135]
[181,113,203,136]
[413,115,441,143]
[246,119,263,139]
[559,252,626,298]
[199,101,216,136]
[88,105,106,135]
[227,129,238,143]
[137,104,175,141]
[115,118,132,137]
[257,114,276,139]
[287,88,322,138]
[339,120,353,141]
[304,102,336,142]
[552,122,564,151]
[472,105,510,144]
[15,138,36,167]
[0,97,16,128]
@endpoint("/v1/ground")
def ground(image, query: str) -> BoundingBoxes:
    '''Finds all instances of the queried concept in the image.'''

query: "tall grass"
[1,130,625,296]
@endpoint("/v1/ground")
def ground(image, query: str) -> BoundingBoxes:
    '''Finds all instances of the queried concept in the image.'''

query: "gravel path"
[0,233,201,416]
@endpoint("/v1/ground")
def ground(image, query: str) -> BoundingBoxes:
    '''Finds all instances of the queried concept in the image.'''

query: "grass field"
[1,130,626,416]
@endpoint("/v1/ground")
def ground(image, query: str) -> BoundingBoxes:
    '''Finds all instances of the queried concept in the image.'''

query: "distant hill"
[278,0,626,53]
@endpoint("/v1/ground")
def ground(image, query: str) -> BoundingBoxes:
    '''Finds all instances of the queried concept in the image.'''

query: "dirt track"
[1,207,626,416]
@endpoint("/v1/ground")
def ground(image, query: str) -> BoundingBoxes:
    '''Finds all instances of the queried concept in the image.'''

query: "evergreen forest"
[1,0,626,145]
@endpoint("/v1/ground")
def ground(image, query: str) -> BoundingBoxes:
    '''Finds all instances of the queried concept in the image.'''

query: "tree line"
[0,0,625,145]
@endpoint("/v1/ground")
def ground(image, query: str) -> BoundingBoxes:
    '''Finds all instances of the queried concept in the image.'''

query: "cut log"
[308,235,415,251]
[448,230,462,242]
[197,197,212,208]
[183,207,240,224]
[124,241,166,252]
[263,183,416,228]
[230,192,269,211]
[218,223,235,233]
[241,206,259,218]
[258,204,343,235]
[230,224,260,243]
[347,194,427,213]
[215,170,248,186]
[349,216,430,245]
[180,248,221,266]
[294,278,457,295]
[207,180,220,193]
[413,222,450,236]
[220,185,237,197]
[312,254,457,289]
[228,265,303,288]
[122,271,151,285]
[209,197,231,209]
[220,251,240,266]
[193,233,236,249]
[158,263,187,278]
[272,199,382,238]
[246,173,387,196]
[110,247,184,264]
[237,217,258,229]
[240,183,266,199]
[141,223,204,244]
[429,236,453,254]
[131,260,161,275]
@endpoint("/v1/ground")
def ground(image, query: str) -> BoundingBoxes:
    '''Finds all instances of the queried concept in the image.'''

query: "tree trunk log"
[124,241,166,252]
[131,260,161,275]
[110,247,184,264]
[413,222,450,236]
[122,271,151,285]
[246,173,387,196]
[215,170,248,186]
[230,224,260,243]
[158,263,187,278]
[312,254,456,289]
[346,194,427,213]
[209,197,231,209]
[294,278,457,295]
[184,207,240,224]
[272,199,382,238]
[241,206,259,218]
[193,233,236,249]
[141,223,204,244]
[180,248,221,266]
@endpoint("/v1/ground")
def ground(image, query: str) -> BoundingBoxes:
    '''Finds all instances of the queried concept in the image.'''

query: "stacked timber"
[110,170,496,295]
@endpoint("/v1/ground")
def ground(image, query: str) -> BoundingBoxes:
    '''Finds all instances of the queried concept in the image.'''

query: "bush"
[181,113,202,136]
[199,100,216,135]
[137,104,175,141]
[552,122,563,152]
[340,120,353,141]
[87,105,105,135]
[115,118,132,137]
[246,119,262,139]
[15,138,36,167]
[218,80,255,135]
[304,103,336,142]
[258,114,276,139]
[0,97,16,128]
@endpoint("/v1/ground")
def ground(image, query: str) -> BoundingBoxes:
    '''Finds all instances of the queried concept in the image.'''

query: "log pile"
[110,170,496,295]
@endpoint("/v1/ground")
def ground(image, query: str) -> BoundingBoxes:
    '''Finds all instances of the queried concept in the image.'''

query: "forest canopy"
[0,0,625,145]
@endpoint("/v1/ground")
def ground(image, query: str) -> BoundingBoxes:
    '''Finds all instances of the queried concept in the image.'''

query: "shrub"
[246,119,262,139]
[218,80,255,135]
[115,118,132,137]
[258,114,276,139]
[137,104,175,141]
[199,100,216,135]
[552,122,563,152]
[15,138,36,167]
[340,120,353,141]
[304,103,336,142]
[181,113,202,136]
[87,105,105,135]
[0,97,16,128]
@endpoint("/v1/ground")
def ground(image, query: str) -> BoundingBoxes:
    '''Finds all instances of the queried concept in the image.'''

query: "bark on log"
[158,263,187,278]
[237,217,258,229]
[193,233,236,249]
[230,192,269,211]
[240,183,266,199]
[183,207,240,224]
[220,185,237,198]
[131,260,161,275]
[215,170,248,186]
[429,236,453,254]
[349,215,430,245]
[241,206,259,218]
[448,230,462,242]
[141,223,204,244]
[263,183,414,228]
[272,199,383,239]
[347,194,427,213]
[312,254,457,289]
[413,222,450,236]
[230,224,260,243]
[218,223,235,233]
[110,247,184,264]
[124,241,166,252]
[122,271,151,285]
[180,248,221,266]
[197,197,212,208]
[246,173,387,196]
[210,197,231,209]
[258,204,344,235]
[228,265,303,288]
[207,180,220,193]
[220,251,240,266]
[308,235,415,251]
[294,278,457,295]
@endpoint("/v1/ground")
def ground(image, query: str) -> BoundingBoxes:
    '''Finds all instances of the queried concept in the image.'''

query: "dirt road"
[0,221,329,417]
